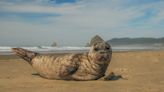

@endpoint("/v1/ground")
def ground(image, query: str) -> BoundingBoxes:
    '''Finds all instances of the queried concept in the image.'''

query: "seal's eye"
[106,47,110,50]
[94,48,99,51]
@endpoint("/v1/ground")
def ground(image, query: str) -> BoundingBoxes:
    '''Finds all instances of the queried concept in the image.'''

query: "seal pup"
[12,39,112,81]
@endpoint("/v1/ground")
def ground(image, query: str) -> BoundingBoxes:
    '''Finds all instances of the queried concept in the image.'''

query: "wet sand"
[0,51,164,92]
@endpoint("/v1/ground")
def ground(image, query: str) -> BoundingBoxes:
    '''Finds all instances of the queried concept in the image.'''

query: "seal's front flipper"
[12,48,39,64]
[104,72,127,81]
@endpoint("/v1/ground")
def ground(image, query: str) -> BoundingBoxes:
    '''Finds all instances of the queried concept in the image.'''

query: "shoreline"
[1,48,164,55]
[0,50,164,60]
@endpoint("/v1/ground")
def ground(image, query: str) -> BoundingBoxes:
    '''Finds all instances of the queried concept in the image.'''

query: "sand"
[0,51,164,92]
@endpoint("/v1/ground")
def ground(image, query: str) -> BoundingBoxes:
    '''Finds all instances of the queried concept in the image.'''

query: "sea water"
[0,45,163,55]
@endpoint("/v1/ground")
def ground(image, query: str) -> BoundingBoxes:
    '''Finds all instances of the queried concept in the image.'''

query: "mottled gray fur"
[12,40,112,81]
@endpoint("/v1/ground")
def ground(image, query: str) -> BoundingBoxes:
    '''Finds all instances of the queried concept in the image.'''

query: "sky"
[0,0,164,46]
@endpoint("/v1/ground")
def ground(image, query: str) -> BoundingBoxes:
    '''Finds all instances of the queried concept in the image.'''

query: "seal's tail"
[12,48,38,64]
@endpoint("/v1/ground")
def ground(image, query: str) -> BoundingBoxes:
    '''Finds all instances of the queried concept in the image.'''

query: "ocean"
[0,45,163,55]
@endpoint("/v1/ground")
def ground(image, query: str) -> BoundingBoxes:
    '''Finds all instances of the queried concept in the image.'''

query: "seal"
[12,38,112,81]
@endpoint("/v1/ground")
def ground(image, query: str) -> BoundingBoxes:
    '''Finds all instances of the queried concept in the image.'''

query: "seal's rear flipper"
[12,48,39,64]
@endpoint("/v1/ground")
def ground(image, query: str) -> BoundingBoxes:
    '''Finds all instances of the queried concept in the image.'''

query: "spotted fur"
[12,41,112,81]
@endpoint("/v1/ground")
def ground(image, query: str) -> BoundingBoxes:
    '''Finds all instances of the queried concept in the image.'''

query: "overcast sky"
[0,0,164,46]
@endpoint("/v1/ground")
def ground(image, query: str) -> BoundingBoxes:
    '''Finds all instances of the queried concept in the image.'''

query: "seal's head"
[88,40,112,64]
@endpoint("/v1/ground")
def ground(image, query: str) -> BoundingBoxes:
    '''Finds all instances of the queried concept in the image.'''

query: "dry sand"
[0,51,164,92]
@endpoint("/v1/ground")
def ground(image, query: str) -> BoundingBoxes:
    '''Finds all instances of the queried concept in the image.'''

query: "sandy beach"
[0,51,164,92]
